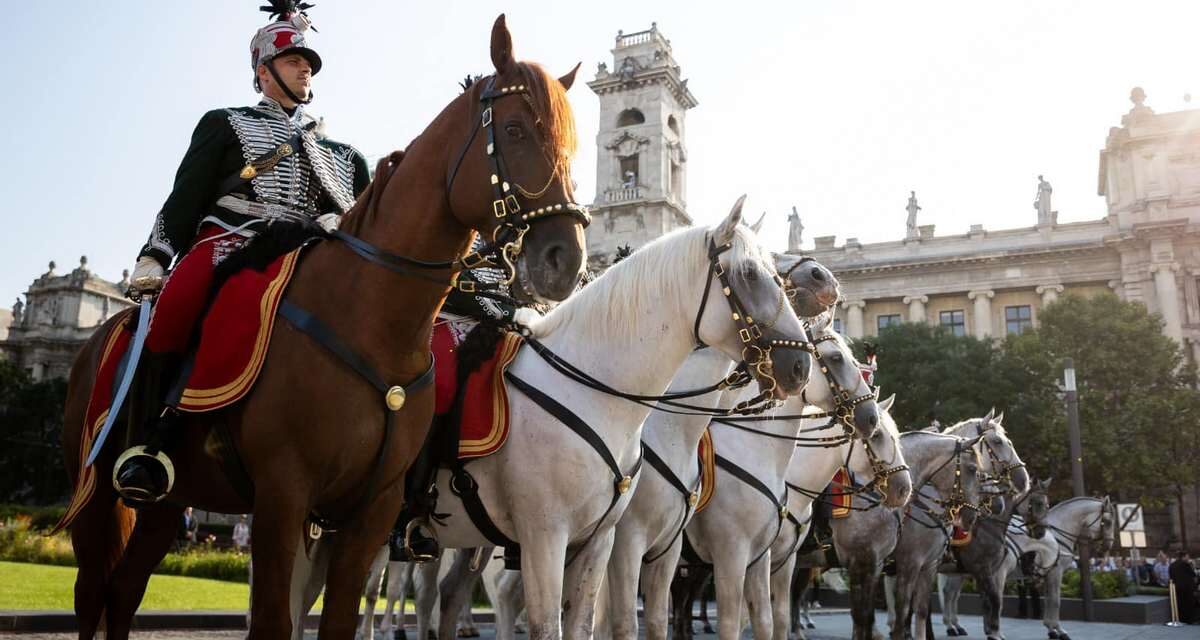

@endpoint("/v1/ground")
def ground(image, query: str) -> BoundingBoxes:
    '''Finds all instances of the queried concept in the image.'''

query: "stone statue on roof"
[906,191,921,239]
[787,206,804,252]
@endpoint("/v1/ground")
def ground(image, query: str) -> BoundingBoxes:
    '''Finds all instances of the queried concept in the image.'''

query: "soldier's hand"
[129,256,165,296]
[316,213,341,234]
[513,307,541,326]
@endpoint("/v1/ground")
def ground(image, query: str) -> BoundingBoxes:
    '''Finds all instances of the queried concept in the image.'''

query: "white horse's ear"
[995,411,1005,425]
[750,211,767,234]
[879,393,896,411]
[713,195,747,247]
[983,407,995,423]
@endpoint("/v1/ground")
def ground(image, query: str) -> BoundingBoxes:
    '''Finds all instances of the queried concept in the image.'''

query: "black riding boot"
[114,351,179,506]
[388,433,441,562]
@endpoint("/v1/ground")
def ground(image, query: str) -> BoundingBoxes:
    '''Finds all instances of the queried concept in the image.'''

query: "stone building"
[0,257,133,381]
[801,88,1200,551]
[585,24,697,268]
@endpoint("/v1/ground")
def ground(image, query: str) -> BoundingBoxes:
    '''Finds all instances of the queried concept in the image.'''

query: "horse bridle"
[446,76,590,288]
[925,437,987,526]
[974,421,1026,494]
[692,236,811,410]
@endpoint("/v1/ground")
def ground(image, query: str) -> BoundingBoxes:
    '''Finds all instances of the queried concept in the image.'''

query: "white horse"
[1028,496,1116,640]
[421,197,815,640]
[768,395,910,640]
[358,550,479,640]
[680,326,913,640]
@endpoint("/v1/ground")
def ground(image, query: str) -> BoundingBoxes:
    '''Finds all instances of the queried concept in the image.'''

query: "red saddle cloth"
[830,467,853,518]
[950,526,973,546]
[54,250,301,533]
[431,320,523,459]
[694,428,716,513]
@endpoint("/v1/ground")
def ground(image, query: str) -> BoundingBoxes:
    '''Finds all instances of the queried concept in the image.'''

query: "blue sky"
[2,1,1198,306]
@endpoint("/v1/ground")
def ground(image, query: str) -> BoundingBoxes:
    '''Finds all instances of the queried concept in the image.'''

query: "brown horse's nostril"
[810,267,826,281]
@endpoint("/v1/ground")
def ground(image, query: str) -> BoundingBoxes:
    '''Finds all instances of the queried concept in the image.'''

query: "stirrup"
[402,518,441,563]
[113,445,175,505]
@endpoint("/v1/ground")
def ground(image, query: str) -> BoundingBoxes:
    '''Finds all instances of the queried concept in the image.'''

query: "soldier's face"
[259,53,312,104]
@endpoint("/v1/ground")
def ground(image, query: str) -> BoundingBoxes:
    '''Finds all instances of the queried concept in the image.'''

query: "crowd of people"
[175,507,251,554]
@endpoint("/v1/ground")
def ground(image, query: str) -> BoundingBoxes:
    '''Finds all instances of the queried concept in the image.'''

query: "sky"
[2,0,1199,307]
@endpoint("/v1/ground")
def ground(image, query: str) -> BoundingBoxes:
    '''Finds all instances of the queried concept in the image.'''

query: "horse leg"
[459,580,480,637]
[712,553,751,640]
[438,550,482,640]
[887,567,913,640]
[412,555,441,640]
[561,528,617,640]
[517,531,569,640]
[641,542,682,640]
[1042,564,1064,639]
[882,574,897,636]
[941,574,965,636]
[845,556,880,640]
[911,566,937,640]
[70,490,135,640]
[246,487,308,638]
[292,536,331,639]
[315,517,396,639]
[978,570,1005,640]
[101,503,184,640]
[770,556,798,640]
[495,568,526,640]
[699,575,715,634]
[360,547,390,640]
[605,530,643,640]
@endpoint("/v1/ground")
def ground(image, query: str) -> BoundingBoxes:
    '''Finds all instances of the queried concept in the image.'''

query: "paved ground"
[3,610,1196,639]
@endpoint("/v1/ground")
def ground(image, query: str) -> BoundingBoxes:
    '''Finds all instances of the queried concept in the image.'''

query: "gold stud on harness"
[617,475,633,494]
[688,492,700,507]
[385,386,407,411]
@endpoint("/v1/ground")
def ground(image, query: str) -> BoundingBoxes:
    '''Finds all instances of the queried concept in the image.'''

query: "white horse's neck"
[901,432,964,496]
[785,417,855,517]
[516,227,730,466]
[643,348,737,475]
[1046,498,1103,551]
[712,391,833,500]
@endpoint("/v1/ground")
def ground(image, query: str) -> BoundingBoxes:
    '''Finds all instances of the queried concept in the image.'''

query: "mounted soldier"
[114,1,370,504]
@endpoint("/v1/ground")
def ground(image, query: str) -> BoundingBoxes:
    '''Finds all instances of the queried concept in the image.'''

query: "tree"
[0,359,69,505]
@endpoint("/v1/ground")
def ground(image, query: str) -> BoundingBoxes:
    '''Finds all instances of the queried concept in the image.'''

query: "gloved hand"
[129,256,165,295]
[316,213,341,234]
[513,307,541,326]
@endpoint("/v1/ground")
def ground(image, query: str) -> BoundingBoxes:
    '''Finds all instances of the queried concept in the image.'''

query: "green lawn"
[0,561,249,610]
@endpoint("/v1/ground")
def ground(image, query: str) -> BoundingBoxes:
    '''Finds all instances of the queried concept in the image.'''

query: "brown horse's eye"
[505,123,524,139]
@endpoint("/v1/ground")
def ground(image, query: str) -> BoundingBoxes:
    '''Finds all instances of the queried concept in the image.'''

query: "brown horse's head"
[446,15,587,302]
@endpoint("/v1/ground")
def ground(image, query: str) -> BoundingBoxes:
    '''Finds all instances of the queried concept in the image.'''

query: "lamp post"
[1064,358,1094,621]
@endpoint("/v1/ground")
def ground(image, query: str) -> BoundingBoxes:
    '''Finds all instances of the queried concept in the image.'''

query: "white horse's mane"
[946,416,1009,439]
[533,223,775,346]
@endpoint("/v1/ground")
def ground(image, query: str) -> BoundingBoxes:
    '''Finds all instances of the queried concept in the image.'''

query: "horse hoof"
[946,629,959,637]
[956,625,969,636]
[1058,634,1070,640]
[806,622,816,629]
[395,630,407,640]
[428,631,437,640]
[703,624,715,634]
[1046,632,1058,640]
[514,625,526,635]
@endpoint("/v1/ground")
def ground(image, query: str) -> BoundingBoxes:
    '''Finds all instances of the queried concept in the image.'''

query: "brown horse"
[61,15,587,640]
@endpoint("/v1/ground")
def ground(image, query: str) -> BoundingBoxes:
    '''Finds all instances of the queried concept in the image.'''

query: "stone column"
[1151,262,1183,343]
[968,290,995,337]
[1036,284,1064,307]
[844,300,866,339]
[902,295,928,323]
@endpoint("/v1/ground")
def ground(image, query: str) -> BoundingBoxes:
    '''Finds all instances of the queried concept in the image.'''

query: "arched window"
[667,114,680,135]
[617,108,645,127]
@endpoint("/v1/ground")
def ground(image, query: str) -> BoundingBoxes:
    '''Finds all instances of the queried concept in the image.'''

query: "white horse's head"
[692,196,813,398]
[951,409,1030,498]
[844,393,912,508]
[799,319,880,439]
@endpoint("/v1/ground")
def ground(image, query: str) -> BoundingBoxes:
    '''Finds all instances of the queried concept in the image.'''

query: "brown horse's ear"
[559,62,582,91]
[490,14,515,76]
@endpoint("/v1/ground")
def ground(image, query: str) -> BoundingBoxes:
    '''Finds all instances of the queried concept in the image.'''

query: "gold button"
[617,475,633,494]
[385,386,407,411]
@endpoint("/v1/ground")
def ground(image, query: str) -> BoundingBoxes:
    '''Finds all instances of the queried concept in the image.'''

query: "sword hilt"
[127,276,164,303]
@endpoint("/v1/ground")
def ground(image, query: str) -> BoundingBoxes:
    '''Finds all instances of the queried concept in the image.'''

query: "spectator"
[179,506,198,547]
[1167,550,1196,624]
[1154,550,1171,587]
[233,514,250,552]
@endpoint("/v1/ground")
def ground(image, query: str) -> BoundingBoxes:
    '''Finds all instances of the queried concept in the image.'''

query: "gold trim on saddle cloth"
[831,467,852,519]
[177,250,300,412]
[457,331,524,459]
[52,310,135,534]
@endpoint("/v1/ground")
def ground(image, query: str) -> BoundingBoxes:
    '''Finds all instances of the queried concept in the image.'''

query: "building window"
[617,108,645,127]
[833,318,843,334]
[619,155,638,188]
[877,314,902,331]
[939,310,966,337]
[1005,305,1032,335]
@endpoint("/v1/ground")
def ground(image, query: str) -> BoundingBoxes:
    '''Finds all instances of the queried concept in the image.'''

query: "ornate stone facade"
[801,89,1200,550]
[585,24,698,268]
[0,257,133,381]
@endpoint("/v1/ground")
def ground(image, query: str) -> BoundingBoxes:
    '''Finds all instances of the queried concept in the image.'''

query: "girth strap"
[505,371,644,566]
[642,444,701,564]
[770,508,811,575]
[278,299,435,531]
[449,464,518,549]
[713,452,788,567]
